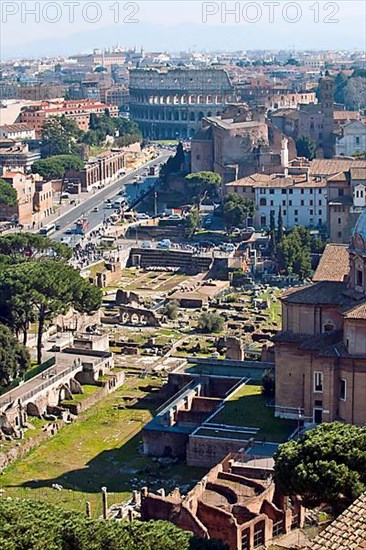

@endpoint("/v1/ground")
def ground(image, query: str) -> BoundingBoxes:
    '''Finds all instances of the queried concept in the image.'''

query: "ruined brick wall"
[187,435,249,468]
[143,430,189,458]
[197,500,240,550]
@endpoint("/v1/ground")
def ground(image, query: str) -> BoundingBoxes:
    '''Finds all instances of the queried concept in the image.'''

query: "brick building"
[19,99,119,137]
[270,76,335,158]
[140,453,304,550]
[274,211,366,426]
[65,149,125,191]
[191,104,296,184]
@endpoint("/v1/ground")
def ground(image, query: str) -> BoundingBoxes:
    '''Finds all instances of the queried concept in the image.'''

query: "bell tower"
[318,76,334,158]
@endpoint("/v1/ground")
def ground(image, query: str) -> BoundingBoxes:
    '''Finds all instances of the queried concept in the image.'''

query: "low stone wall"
[0,422,63,470]
[0,371,125,471]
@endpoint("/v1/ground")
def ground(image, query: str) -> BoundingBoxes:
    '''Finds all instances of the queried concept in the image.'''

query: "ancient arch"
[26,402,41,417]
[58,383,73,403]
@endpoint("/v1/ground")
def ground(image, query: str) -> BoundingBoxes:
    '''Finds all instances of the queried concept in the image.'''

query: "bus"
[113,197,126,210]
[38,223,56,236]
[75,217,88,236]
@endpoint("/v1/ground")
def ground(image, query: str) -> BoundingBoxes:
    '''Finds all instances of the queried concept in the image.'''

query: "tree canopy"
[0,260,102,364]
[0,324,30,387]
[0,179,18,207]
[276,227,312,279]
[185,171,221,206]
[0,499,228,550]
[31,154,84,180]
[296,135,316,160]
[0,233,72,265]
[198,312,224,333]
[185,208,201,237]
[82,113,141,148]
[223,193,255,230]
[41,115,83,157]
[274,422,366,513]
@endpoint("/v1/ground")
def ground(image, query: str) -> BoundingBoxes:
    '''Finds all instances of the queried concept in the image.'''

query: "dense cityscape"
[0,5,366,549]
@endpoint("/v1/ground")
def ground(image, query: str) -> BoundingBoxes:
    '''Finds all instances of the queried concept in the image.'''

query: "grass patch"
[212,383,295,442]
[0,377,205,518]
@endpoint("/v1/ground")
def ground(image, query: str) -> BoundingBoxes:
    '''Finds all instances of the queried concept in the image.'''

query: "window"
[319,219,322,225]
[283,210,287,215]
[301,189,304,195]
[310,200,313,206]
[294,217,298,223]
[314,372,323,393]
[319,200,322,205]
[356,136,360,145]
[338,231,342,238]
[339,189,344,196]
[294,209,298,215]
[319,209,322,215]
[259,198,267,206]
[340,379,346,401]
[310,210,313,215]
[289,189,293,194]
[260,189,266,194]
[310,189,313,194]
[270,200,274,206]
[288,200,292,206]
[357,269,363,287]
[282,200,286,206]
[301,200,305,206]
[269,189,274,194]
[338,217,342,224]
[282,189,286,194]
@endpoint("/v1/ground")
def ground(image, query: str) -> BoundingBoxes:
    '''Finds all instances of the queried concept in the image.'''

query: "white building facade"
[335,120,366,157]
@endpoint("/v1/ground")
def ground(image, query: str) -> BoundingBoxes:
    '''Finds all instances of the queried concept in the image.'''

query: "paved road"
[52,153,170,243]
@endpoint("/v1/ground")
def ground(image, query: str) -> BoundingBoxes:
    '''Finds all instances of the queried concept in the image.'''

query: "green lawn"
[0,377,206,518]
[257,288,282,326]
[212,383,295,442]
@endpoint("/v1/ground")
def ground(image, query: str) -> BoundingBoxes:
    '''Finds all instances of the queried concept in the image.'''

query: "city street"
[51,152,171,242]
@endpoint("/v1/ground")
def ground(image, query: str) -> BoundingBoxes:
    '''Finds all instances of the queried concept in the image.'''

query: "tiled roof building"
[274,209,366,426]
[307,491,366,550]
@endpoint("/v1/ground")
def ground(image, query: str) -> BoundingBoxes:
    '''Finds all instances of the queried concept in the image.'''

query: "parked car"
[65,228,73,235]
[92,206,99,212]
[55,223,61,230]
[141,240,152,249]
[136,213,149,220]
[157,239,171,250]
[221,243,236,253]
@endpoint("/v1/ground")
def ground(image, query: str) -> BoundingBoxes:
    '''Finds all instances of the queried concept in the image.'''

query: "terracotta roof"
[334,110,361,121]
[226,173,326,189]
[309,159,366,177]
[350,167,366,180]
[0,123,33,133]
[344,301,366,320]
[308,491,366,550]
[281,281,351,306]
[313,244,349,283]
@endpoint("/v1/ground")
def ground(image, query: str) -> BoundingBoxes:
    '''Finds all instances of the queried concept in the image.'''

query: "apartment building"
[19,99,119,137]
[226,170,327,229]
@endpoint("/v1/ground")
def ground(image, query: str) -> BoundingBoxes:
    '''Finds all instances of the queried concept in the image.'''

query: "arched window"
[190,112,195,121]
[323,321,335,333]
[259,198,266,206]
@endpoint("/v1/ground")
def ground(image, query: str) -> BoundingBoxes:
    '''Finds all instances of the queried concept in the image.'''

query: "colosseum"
[129,67,236,139]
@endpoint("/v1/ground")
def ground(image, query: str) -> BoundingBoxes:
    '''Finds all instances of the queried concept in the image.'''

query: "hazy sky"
[1,1,365,59]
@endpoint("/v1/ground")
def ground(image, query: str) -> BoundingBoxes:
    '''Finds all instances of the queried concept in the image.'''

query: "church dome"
[351,209,366,253]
